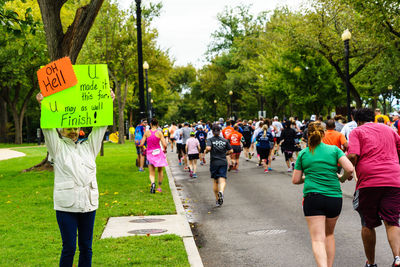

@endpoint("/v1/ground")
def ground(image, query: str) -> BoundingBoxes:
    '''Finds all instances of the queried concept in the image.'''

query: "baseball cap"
[391,112,399,116]
[190,131,195,136]
[197,125,203,129]
[184,122,189,126]
[310,115,316,121]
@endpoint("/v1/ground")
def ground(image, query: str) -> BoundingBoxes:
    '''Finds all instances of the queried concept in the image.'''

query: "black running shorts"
[243,138,251,148]
[257,147,270,160]
[303,193,342,218]
[210,164,227,179]
[232,145,242,154]
[188,153,199,160]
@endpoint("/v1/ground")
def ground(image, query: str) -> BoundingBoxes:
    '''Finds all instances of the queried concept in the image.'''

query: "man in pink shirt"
[348,108,400,267]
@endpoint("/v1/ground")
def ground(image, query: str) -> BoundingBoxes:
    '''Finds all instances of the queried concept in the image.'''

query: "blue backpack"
[134,126,144,145]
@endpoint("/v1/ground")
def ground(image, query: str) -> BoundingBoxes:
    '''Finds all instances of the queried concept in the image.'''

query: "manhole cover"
[130,218,165,223]
[128,229,168,235]
[247,229,287,236]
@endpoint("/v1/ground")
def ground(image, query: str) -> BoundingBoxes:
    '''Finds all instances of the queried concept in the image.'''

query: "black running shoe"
[217,192,224,206]
[150,183,156,194]
[365,261,378,267]
[228,165,233,171]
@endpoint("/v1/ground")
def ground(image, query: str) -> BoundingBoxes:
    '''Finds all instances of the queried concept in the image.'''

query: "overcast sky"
[118,0,303,67]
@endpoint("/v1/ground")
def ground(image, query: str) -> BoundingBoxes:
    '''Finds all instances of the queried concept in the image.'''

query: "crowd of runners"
[133,108,400,267]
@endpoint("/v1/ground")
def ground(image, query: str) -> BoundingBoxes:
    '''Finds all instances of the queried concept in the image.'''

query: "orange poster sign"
[37,57,77,97]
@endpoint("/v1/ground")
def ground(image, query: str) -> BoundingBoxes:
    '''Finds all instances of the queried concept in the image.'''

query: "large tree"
[24,0,104,171]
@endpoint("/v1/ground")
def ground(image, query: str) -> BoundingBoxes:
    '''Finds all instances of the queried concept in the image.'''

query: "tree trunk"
[0,98,7,143]
[11,110,22,144]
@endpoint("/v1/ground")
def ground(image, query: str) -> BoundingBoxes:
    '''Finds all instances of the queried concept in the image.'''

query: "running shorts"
[170,137,176,141]
[353,187,400,228]
[243,138,251,148]
[210,164,227,179]
[199,144,206,153]
[232,145,242,154]
[284,151,294,161]
[182,144,187,154]
[188,153,199,160]
[257,147,270,160]
[136,145,145,156]
[303,193,342,218]
[176,143,183,154]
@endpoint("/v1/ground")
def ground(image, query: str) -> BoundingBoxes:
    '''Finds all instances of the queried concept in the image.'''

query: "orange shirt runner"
[222,126,234,139]
[322,130,347,150]
[229,131,243,146]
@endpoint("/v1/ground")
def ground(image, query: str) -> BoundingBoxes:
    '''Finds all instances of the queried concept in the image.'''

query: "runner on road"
[292,122,354,267]
[228,125,244,172]
[181,122,192,171]
[169,122,177,152]
[186,131,200,178]
[242,120,254,161]
[256,125,274,173]
[347,108,400,267]
[206,125,233,207]
[195,125,207,165]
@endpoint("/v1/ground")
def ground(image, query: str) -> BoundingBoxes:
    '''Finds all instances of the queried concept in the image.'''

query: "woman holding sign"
[36,90,114,267]
[139,118,168,193]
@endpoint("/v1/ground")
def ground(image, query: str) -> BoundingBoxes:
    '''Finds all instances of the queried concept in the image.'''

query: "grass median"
[0,142,189,266]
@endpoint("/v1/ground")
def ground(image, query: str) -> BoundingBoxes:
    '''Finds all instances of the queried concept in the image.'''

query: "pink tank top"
[147,130,161,151]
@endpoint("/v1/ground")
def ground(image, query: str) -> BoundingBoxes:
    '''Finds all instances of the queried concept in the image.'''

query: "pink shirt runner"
[348,122,400,189]
[186,137,200,155]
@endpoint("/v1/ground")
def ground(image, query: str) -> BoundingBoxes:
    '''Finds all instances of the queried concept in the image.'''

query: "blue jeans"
[56,210,96,267]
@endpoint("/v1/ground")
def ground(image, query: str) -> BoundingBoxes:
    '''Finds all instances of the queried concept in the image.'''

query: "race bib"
[152,149,160,155]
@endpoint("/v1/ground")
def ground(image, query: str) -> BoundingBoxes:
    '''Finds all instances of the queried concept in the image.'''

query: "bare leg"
[148,164,156,184]
[213,179,219,200]
[384,221,400,258]
[306,216,328,267]
[193,159,197,174]
[325,216,339,267]
[157,167,164,184]
[188,159,194,172]
[139,154,144,169]
[361,226,376,265]
[218,177,226,193]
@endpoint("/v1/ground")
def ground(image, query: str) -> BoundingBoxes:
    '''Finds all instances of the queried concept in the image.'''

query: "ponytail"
[308,122,324,153]
[262,125,268,137]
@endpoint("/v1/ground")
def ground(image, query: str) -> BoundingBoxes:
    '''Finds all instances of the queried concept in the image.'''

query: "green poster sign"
[41,64,113,128]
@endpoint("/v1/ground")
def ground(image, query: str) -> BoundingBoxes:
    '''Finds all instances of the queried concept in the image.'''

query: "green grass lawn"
[0,142,189,266]
[0,143,38,148]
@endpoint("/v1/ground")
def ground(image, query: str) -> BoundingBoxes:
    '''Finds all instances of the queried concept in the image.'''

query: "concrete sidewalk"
[0,148,26,161]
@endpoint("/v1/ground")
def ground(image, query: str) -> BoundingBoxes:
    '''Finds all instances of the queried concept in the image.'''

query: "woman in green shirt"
[292,122,354,267]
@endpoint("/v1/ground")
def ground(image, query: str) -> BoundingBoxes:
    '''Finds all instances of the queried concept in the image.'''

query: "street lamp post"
[135,0,146,121]
[342,29,352,122]
[388,85,393,113]
[143,61,149,121]
[148,87,153,119]
[214,99,217,121]
[229,90,233,120]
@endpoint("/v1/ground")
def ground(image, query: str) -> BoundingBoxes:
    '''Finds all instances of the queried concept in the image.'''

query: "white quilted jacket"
[42,127,107,212]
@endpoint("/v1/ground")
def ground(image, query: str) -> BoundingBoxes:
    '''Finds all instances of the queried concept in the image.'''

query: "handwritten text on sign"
[37,57,78,97]
[40,64,113,128]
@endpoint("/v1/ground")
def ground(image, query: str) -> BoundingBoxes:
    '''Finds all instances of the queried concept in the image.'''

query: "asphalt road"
[167,150,394,267]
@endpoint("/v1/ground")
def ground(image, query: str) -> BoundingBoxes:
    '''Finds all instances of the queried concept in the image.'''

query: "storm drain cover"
[247,229,287,236]
[130,218,165,223]
[128,229,168,235]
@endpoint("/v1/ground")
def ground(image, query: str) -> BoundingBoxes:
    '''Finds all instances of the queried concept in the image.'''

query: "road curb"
[166,161,204,267]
